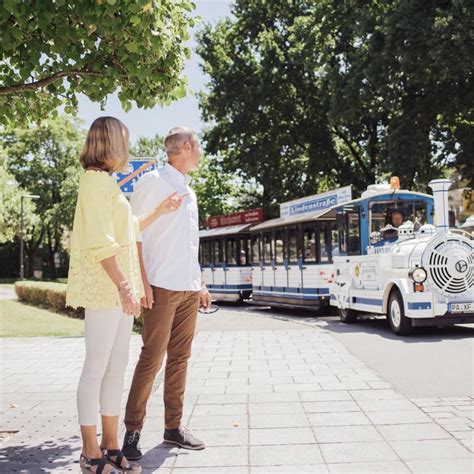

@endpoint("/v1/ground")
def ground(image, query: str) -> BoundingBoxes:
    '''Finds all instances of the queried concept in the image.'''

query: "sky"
[76,1,233,143]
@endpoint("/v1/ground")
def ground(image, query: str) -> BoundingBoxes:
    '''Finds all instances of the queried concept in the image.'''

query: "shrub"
[14,281,84,319]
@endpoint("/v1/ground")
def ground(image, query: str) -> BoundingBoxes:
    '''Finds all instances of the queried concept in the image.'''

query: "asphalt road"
[203,302,474,399]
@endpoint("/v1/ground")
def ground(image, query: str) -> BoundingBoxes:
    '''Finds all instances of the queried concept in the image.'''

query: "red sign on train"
[205,208,264,229]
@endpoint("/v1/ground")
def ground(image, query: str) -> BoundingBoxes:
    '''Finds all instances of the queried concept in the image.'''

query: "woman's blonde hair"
[79,116,129,173]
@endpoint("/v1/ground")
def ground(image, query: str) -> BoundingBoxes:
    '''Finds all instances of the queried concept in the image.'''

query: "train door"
[273,228,287,289]
[301,223,318,289]
[287,226,302,289]
[251,233,263,288]
[212,238,225,287]
[261,231,272,287]
[224,236,238,287]
[200,239,213,286]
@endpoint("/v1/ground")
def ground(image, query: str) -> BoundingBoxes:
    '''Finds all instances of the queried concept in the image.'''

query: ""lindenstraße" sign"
[280,186,352,218]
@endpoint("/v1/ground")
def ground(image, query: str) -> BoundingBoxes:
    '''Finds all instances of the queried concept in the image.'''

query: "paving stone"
[327,461,409,473]
[389,439,473,460]
[349,389,403,401]
[377,423,451,441]
[249,444,324,466]
[356,399,418,412]
[320,441,398,463]
[173,446,248,468]
[299,391,352,402]
[248,402,304,415]
[192,404,248,416]
[303,401,360,413]
[188,415,248,430]
[251,465,329,473]
[406,458,474,473]
[307,412,370,427]
[366,410,431,425]
[248,393,300,403]
[314,425,383,443]
[250,413,310,429]
[249,427,316,445]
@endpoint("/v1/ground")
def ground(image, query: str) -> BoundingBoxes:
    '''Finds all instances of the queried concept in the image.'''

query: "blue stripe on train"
[207,284,253,290]
[408,302,432,310]
[253,291,321,301]
[253,286,329,295]
[353,297,383,306]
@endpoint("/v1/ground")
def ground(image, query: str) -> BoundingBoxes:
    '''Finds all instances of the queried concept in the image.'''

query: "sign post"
[204,208,264,229]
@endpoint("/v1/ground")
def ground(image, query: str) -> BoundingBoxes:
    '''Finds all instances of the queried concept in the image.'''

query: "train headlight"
[409,267,427,283]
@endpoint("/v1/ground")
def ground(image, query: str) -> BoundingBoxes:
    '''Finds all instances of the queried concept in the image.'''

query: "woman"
[66,117,183,473]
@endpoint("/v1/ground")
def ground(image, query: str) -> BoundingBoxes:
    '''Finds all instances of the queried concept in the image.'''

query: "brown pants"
[124,286,200,431]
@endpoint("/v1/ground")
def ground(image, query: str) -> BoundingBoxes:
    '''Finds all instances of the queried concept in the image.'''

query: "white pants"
[77,308,133,426]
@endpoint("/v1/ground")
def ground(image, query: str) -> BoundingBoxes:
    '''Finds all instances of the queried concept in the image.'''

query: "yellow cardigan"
[66,170,144,309]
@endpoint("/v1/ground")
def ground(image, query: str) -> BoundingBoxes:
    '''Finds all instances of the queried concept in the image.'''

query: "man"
[122,127,212,459]
[380,209,404,241]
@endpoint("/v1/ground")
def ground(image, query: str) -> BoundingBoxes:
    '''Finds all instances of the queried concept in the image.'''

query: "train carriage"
[250,187,352,309]
[199,209,263,302]
[330,178,474,335]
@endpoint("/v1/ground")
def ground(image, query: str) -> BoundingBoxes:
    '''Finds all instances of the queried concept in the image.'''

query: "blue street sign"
[115,158,158,194]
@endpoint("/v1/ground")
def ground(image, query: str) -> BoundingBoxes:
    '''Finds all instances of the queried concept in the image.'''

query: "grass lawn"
[0,300,84,338]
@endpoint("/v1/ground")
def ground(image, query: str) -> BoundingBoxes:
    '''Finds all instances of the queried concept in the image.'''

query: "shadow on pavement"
[0,435,81,472]
[218,301,474,343]
[140,443,177,472]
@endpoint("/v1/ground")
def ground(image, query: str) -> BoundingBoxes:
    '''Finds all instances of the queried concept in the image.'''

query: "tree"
[0,0,196,125]
[197,2,340,217]
[2,116,85,278]
[130,134,167,163]
[197,0,474,215]
[0,166,38,245]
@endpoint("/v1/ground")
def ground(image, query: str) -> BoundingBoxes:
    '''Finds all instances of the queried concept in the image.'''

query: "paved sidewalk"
[1,315,473,473]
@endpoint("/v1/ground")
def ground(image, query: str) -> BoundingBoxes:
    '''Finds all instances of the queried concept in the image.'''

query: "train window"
[303,224,317,263]
[274,229,285,263]
[226,238,237,265]
[213,239,223,265]
[319,222,331,263]
[251,234,260,264]
[369,200,428,244]
[347,208,361,255]
[200,240,212,266]
[288,226,300,263]
[263,232,272,263]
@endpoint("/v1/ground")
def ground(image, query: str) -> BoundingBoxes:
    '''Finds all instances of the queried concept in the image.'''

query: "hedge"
[14,281,144,329]
[15,281,84,319]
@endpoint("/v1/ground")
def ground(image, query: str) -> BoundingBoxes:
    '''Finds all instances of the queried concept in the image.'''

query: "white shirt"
[130,163,201,291]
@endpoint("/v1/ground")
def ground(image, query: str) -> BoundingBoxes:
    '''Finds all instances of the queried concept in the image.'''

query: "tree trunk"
[46,228,58,281]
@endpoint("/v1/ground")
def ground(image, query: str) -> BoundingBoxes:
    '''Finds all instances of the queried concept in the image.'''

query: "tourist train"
[199,178,474,335]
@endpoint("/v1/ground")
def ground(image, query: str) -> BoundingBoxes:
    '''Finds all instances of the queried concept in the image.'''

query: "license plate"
[448,302,473,313]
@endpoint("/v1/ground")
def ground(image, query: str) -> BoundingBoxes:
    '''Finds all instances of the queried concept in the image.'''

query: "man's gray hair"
[164,126,198,157]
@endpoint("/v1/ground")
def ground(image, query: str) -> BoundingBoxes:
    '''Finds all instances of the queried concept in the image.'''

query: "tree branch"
[0,69,102,96]
[331,127,371,179]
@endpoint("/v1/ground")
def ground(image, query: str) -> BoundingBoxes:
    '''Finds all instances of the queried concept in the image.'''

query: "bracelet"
[118,281,133,299]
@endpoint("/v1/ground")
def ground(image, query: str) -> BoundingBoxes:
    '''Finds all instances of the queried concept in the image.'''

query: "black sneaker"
[163,426,205,450]
[122,430,143,461]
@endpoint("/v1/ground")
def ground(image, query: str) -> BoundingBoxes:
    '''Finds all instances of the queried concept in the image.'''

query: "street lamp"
[20,194,40,280]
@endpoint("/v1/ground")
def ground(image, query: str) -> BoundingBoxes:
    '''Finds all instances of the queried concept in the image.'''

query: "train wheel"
[339,306,358,323]
[387,290,412,336]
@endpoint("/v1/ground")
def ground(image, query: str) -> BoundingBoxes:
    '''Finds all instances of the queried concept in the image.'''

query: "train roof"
[199,223,253,238]
[251,208,336,231]
[332,189,433,210]
[250,189,434,232]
